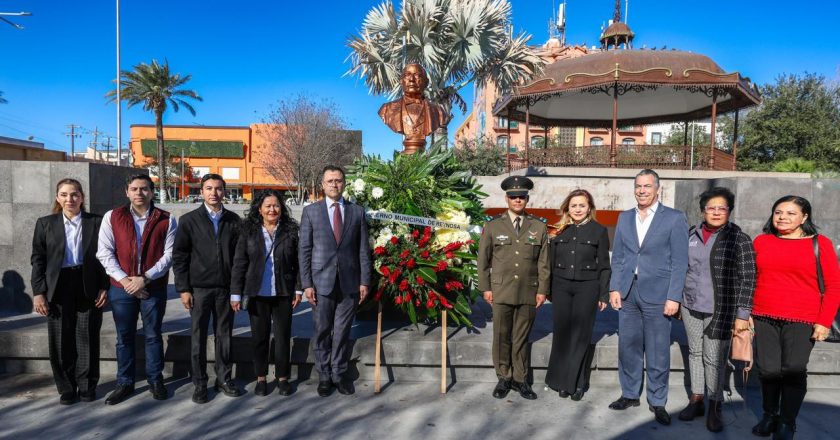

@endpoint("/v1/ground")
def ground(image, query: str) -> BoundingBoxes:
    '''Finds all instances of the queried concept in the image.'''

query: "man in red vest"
[96,174,177,405]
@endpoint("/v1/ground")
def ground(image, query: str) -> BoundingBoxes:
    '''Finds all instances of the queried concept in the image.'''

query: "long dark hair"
[762,195,818,236]
[243,189,298,234]
[52,178,86,214]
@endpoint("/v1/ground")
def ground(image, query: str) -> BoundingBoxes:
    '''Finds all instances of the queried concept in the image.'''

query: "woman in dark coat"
[677,187,756,432]
[545,189,611,401]
[30,178,109,405]
[230,189,301,396]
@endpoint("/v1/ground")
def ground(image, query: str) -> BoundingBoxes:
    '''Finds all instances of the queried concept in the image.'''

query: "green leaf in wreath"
[417,267,438,284]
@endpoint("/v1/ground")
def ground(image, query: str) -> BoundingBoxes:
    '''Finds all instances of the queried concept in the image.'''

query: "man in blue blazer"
[607,169,689,426]
[299,165,371,397]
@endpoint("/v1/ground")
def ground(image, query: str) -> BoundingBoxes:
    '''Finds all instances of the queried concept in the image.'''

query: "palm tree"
[346,0,545,144]
[106,59,202,202]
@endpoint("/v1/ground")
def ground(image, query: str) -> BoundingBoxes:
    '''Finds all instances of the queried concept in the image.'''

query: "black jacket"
[549,220,611,302]
[231,222,301,297]
[30,212,109,301]
[172,205,241,292]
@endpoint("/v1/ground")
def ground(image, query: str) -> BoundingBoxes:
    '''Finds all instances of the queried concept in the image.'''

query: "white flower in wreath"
[352,178,366,195]
[371,186,384,199]
[374,227,395,248]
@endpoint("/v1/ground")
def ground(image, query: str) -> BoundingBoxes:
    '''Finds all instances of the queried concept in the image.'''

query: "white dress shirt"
[634,200,660,274]
[62,213,83,268]
[326,196,345,231]
[96,206,178,282]
[205,203,223,235]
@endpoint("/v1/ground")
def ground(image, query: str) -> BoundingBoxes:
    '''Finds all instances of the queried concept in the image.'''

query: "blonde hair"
[52,178,86,214]
[555,189,596,233]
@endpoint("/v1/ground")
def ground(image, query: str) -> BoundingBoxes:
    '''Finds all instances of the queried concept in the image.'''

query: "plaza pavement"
[0,372,838,440]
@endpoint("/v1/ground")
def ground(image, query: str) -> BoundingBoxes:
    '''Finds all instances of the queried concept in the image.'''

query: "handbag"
[813,236,840,342]
[730,316,755,410]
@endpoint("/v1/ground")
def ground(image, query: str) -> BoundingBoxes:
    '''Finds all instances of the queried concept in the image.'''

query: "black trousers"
[47,267,102,394]
[190,287,234,386]
[545,278,599,392]
[754,316,815,425]
[248,295,293,379]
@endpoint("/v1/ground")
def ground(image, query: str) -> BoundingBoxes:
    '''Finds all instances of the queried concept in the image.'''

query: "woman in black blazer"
[30,178,109,405]
[230,189,301,396]
[545,189,611,401]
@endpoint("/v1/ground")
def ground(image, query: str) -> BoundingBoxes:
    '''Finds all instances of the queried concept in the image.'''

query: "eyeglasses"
[704,206,729,213]
[508,195,528,200]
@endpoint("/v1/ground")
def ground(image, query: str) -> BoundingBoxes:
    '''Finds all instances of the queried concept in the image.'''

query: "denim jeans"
[108,285,167,386]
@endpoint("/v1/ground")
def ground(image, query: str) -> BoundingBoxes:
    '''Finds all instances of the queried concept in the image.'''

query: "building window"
[221,167,240,180]
[530,136,546,149]
[590,137,603,146]
[191,166,210,179]
[496,117,519,129]
[622,138,635,145]
[651,132,662,145]
[496,135,509,150]
[557,127,576,147]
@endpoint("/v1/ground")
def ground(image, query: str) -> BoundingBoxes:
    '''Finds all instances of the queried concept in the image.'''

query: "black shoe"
[679,395,706,421]
[706,399,723,433]
[650,405,672,426]
[317,380,334,397]
[609,396,640,410]
[192,385,208,404]
[150,381,168,400]
[105,384,134,405]
[558,389,570,398]
[336,379,355,395]
[215,379,243,397]
[773,422,795,440]
[78,388,96,402]
[492,379,511,399]
[59,391,77,405]
[512,381,537,400]
[753,413,778,437]
[570,388,585,401]
[254,380,268,396]
[277,380,292,396]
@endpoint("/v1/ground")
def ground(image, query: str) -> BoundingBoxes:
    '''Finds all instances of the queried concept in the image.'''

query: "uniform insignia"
[498,235,509,240]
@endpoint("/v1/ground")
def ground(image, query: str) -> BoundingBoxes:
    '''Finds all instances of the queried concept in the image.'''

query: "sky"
[1,0,839,158]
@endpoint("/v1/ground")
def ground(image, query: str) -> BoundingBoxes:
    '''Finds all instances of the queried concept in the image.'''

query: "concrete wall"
[0,161,141,314]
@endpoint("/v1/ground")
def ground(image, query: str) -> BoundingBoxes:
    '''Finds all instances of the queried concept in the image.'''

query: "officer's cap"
[501,176,533,197]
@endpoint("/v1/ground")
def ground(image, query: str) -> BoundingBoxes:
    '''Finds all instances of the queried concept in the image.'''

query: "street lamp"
[0,11,32,30]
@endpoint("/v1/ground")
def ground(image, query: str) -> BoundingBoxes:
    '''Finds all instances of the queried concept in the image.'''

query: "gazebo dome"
[600,21,634,48]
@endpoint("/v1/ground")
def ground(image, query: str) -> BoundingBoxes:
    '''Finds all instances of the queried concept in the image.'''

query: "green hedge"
[140,139,244,158]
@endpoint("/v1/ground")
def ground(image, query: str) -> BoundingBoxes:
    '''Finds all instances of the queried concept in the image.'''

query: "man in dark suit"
[299,165,371,397]
[607,169,689,426]
[31,178,110,404]
[173,174,243,404]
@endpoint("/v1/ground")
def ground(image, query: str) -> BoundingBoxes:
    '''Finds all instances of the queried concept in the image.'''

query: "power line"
[65,124,81,161]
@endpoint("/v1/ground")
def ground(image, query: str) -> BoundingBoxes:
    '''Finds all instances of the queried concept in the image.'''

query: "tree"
[141,152,195,201]
[454,137,505,176]
[258,95,361,203]
[347,0,545,142]
[663,123,711,147]
[106,59,202,202]
[738,73,840,171]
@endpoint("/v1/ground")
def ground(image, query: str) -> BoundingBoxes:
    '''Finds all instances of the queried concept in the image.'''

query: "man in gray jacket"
[299,165,371,397]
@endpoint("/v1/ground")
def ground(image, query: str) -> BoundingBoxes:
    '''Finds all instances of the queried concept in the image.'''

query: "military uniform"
[478,176,550,392]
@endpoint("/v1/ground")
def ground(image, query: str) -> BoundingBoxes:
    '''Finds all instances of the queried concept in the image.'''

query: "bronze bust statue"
[378,64,450,154]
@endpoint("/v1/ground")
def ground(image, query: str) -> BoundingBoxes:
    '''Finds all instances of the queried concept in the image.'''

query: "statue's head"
[401,64,428,97]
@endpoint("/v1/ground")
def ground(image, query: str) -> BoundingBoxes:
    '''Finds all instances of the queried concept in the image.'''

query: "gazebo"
[493,3,761,171]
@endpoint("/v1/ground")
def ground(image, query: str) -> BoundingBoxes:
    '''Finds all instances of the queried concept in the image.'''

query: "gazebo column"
[732,109,740,171]
[708,90,718,170]
[525,101,531,167]
[683,120,690,167]
[610,82,619,167]
[544,125,549,149]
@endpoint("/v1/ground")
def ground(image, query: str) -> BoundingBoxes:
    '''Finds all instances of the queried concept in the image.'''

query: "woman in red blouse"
[751,195,840,440]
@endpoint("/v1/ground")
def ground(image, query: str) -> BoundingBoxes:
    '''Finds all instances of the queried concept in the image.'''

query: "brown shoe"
[678,394,705,421]
[706,399,723,433]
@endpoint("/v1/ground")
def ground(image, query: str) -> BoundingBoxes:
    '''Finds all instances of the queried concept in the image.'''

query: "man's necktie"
[332,202,343,243]
[514,216,521,235]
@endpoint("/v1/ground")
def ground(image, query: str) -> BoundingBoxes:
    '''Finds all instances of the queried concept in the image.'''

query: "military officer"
[478,175,550,400]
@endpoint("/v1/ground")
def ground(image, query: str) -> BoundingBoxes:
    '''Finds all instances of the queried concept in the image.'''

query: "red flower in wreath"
[399,249,410,259]
[445,251,454,259]
[435,260,448,272]
[399,279,409,291]
[406,258,416,269]
[380,266,391,277]
[420,250,430,259]
[390,236,399,245]
[426,299,435,308]
[374,246,386,256]
[395,296,403,305]
[415,275,425,285]
[412,229,420,238]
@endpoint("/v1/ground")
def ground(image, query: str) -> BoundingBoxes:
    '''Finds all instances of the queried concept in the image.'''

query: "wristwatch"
[142,275,151,286]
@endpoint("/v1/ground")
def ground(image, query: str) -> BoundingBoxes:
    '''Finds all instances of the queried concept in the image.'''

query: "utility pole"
[89,126,103,161]
[65,124,81,161]
[116,0,122,166]
[103,136,114,164]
